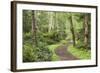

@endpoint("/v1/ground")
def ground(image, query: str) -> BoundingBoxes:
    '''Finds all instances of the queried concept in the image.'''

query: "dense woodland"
[23,10,91,62]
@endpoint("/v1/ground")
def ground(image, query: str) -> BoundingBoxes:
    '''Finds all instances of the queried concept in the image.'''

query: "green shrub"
[23,42,53,62]
[23,44,37,62]
[60,40,67,45]
[68,45,91,59]
[76,40,84,49]
[23,32,33,45]
[36,42,53,61]
[23,32,32,40]
[48,44,60,61]
[35,47,53,61]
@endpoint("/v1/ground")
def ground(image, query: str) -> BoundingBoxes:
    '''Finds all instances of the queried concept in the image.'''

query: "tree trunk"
[70,13,76,46]
[84,14,89,49]
[48,12,54,32]
[54,12,59,31]
[32,10,37,46]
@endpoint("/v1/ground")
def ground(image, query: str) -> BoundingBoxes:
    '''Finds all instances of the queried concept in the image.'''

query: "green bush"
[68,45,91,59]
[36,42,53,61]
[23,44,36,62]
[23,32,33,45]
[75,40,91,49]
[23,32,32,40]
[76,40,84,49]
[60,40,67,45]
[41,31,67,45]
[35,47,53,61]
[38,32,58,45]
[23,42,53,62]
[48,44,60,61]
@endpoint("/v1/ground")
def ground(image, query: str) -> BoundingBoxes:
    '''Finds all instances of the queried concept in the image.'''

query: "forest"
[23,10,91,62]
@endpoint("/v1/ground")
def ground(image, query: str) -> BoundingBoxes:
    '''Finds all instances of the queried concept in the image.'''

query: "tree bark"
[32,10,37,46]
[48,12,54,32]
[70,13,76,46]
[84,14,89,49]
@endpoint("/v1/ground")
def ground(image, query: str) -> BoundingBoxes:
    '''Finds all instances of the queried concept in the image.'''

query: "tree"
[48,12,54,32]
[70,13,76,46]
[84,14,89,49]
[32,10,37,46]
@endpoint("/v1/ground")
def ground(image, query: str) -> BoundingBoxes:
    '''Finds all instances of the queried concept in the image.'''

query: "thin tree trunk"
[32,10,37,46]
[84,14,89,49]
[48,12,53,32]
[70,13,76,46]
[54,12,58,31]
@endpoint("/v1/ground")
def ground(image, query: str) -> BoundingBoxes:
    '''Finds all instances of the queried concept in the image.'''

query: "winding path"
[55,45,78,60]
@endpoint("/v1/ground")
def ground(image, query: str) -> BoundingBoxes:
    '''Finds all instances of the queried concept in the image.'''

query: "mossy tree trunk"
[70,13,76,46]
[84,14,89,49]
[32,10,37,46]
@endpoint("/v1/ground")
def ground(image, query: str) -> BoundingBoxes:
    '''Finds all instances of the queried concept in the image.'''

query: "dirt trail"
[55,45,78,60]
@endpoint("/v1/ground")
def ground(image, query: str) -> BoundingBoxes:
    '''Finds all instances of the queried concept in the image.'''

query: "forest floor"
[55,45,78,60]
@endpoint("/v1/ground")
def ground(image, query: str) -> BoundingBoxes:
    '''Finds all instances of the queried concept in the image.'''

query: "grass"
[68,45,91,59]
[48,44,60,61]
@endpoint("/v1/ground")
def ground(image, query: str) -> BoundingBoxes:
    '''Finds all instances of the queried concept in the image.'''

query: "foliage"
[48,44,60,61]
[23,10,32,33]
[60,40,68,45]
[23,43,36,62]
[68,45,91,59]
[23,42,53,62]
[23,10,91,62]
[23,32,33,45]
[76,40,84,48]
